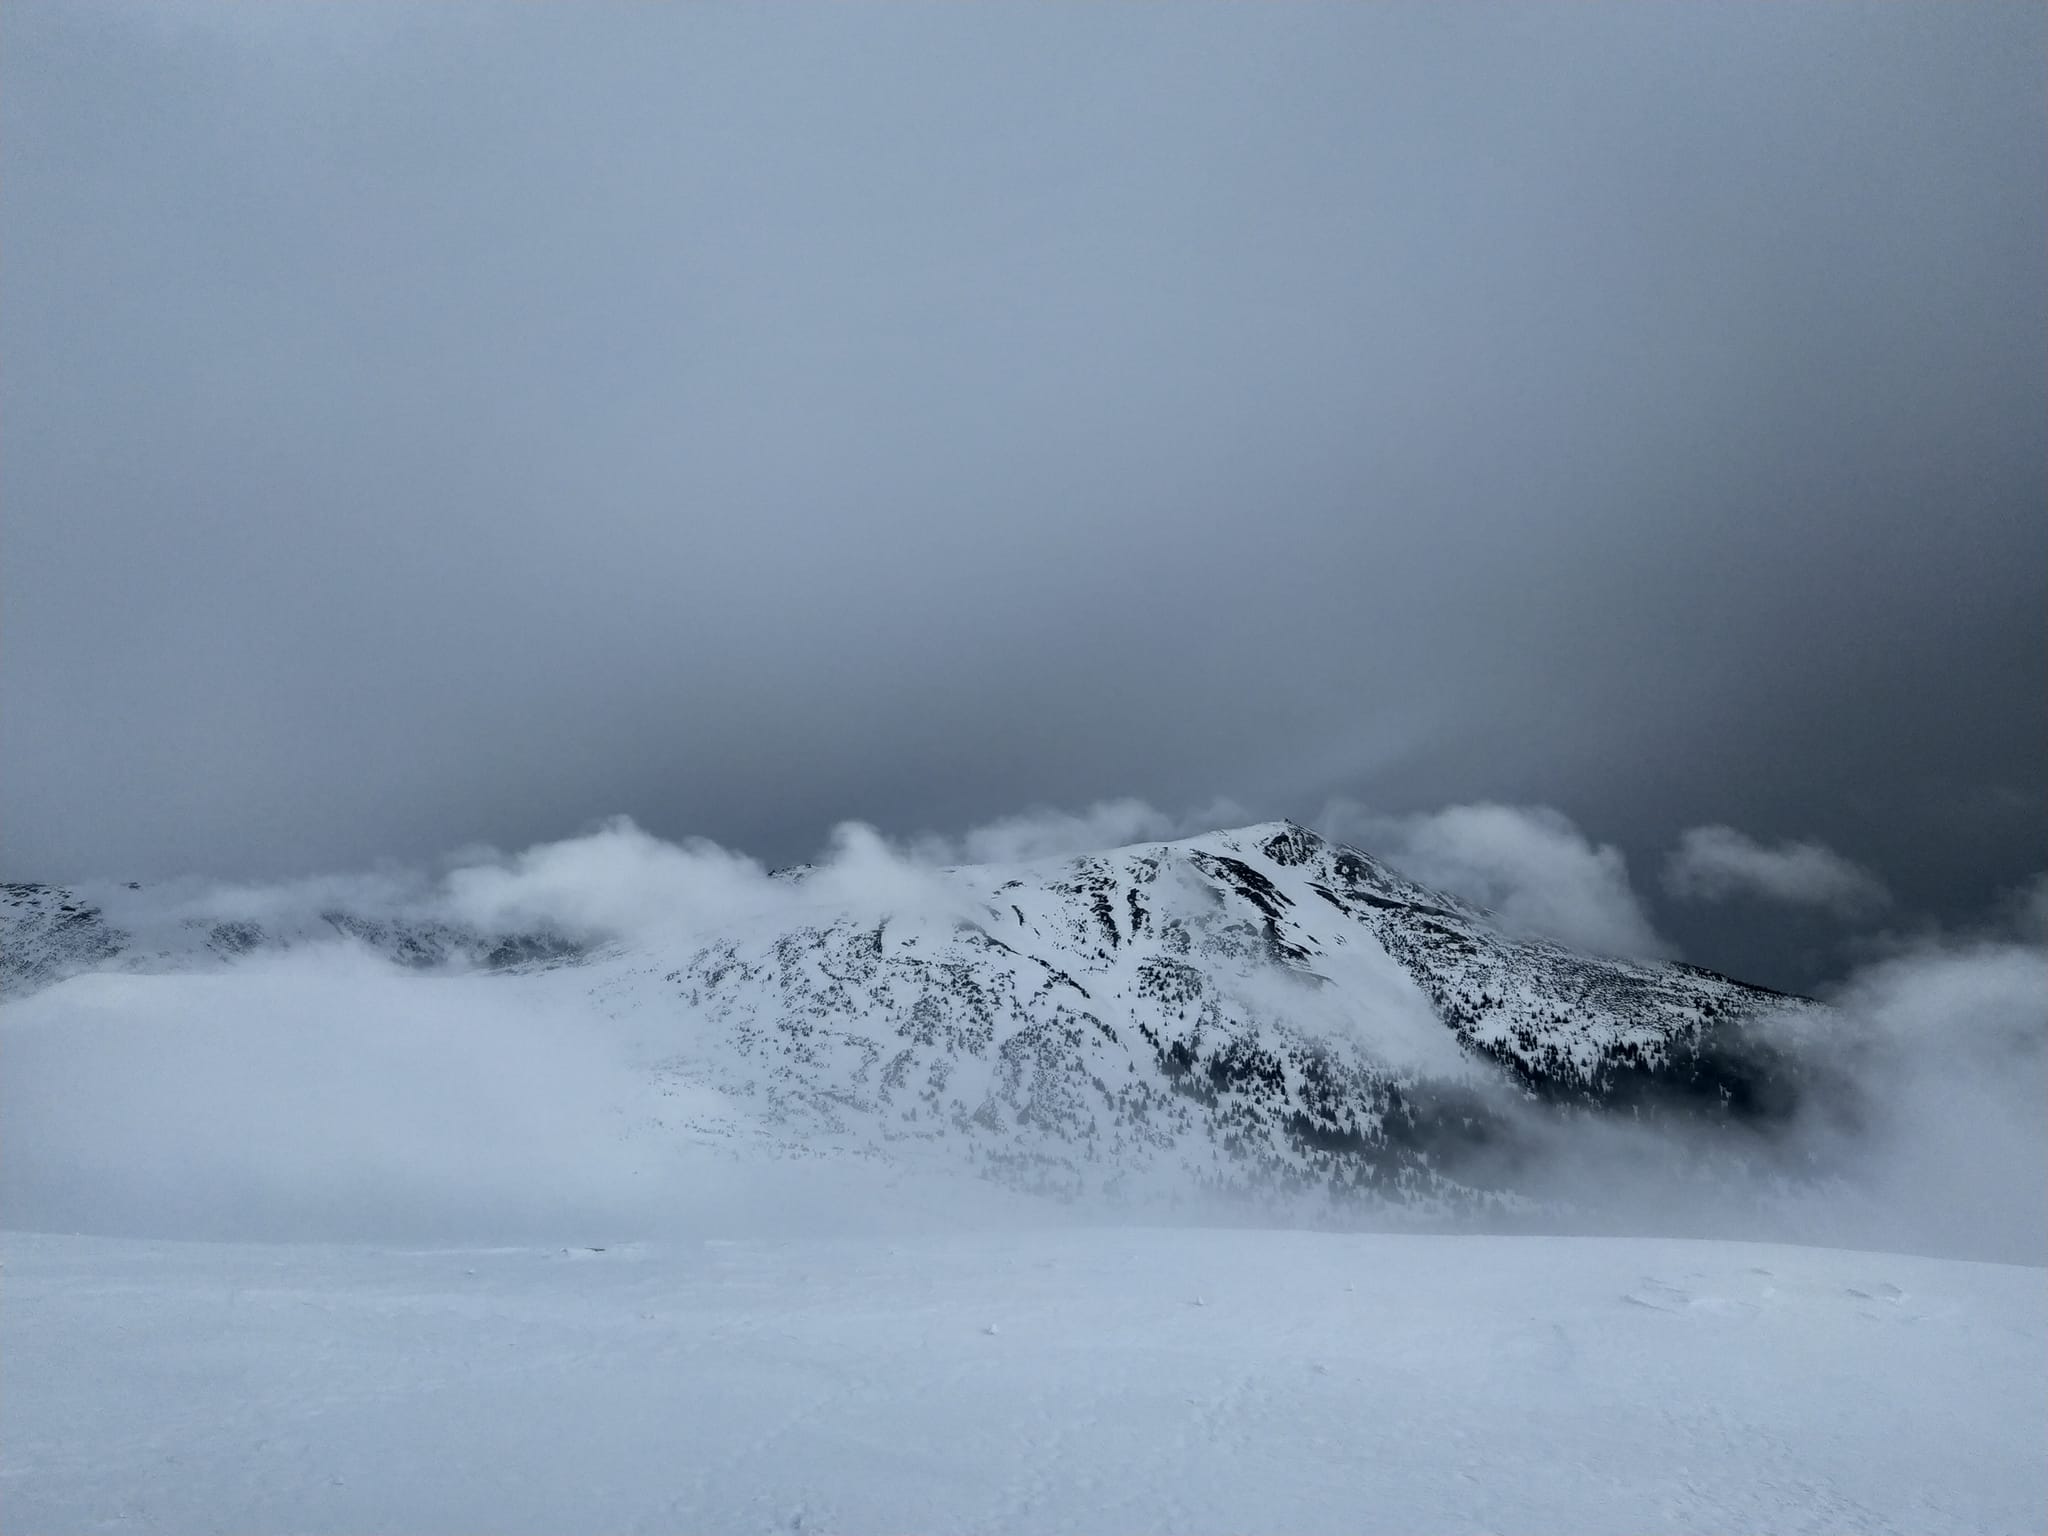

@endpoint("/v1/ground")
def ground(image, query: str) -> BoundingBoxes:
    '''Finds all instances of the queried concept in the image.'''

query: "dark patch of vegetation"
[207,921,265,956]
[1674,961,1812,1004]
[1376,1079,1529,1186]
[1591,1020,1814,1127]
[481,932,584,971]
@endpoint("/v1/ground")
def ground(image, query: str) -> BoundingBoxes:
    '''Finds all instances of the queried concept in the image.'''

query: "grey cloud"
[1664,826,1892,916]
[1790,915,2048,1265]
[2015,875,2048,945]
[1319,800,1670,959]
[0,948,657,1243]
[76,802,1228,959]
[2,3,2040,996]
[920,797,1248,868]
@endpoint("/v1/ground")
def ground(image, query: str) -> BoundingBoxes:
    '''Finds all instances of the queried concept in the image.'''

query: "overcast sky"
[3,2,2042,990]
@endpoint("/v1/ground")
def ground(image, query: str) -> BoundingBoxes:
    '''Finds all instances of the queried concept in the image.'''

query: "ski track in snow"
[3,1227,2041,1535]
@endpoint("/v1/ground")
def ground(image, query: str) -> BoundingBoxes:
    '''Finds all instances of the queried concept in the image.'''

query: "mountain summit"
[1,822,1818,1210]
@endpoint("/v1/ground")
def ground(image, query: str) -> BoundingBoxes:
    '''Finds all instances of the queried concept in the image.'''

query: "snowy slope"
[2,823,1820,1211]
[4,1226,2040,1536]
[0,877,580,993]
[609,824,1823,1208]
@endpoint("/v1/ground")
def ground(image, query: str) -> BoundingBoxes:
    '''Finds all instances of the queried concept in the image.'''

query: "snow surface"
[3,1226,2041,1535]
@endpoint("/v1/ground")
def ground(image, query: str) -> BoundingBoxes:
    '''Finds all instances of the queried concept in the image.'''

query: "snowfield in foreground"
[4,1227,2041,1535]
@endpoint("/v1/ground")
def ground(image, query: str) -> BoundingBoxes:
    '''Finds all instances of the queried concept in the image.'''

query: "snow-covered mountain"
[1,822,1820,1210]
[0,878,579,995]
[8,828,2035,1536]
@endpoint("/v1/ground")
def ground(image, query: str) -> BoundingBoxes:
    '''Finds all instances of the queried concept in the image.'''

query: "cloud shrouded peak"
[1318,801,1670,959]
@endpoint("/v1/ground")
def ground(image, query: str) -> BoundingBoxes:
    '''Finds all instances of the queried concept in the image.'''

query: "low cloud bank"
[442,818,777,940]
[4,801,2040,1262]
[1793,905,2047,1263]
[84,815,977,956]
[913,797,1249,867]
[1442,879,2048,1265]
[0,948,658,1243]
[78,800,1254,958]
[1319,800,1672,959]
[1665,825,1891,915]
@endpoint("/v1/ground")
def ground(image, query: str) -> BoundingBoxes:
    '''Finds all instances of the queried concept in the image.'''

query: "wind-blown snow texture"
[2,823,1819,1212]
[3,1227,2040,1535]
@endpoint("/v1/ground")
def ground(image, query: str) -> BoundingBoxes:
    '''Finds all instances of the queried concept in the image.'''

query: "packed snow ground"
[4,1225,2041,1535]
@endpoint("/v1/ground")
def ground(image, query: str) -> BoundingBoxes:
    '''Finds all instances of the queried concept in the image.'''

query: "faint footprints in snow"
[1622,1278,1691,1313]
[1621,1277,1759,1319]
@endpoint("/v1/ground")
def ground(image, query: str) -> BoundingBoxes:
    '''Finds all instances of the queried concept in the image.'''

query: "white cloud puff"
[1320,800,1670,958]
[1664,825,1890,915]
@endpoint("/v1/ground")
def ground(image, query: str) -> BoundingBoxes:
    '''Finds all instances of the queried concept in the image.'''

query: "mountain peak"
[1,815,1819,1216]
[1217,819,1326,865]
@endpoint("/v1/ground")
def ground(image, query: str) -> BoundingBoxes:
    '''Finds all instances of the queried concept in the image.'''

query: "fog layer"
[4,802,2039,1262]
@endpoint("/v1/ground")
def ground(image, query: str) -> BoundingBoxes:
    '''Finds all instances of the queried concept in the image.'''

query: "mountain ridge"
[1,821,1823,1210]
